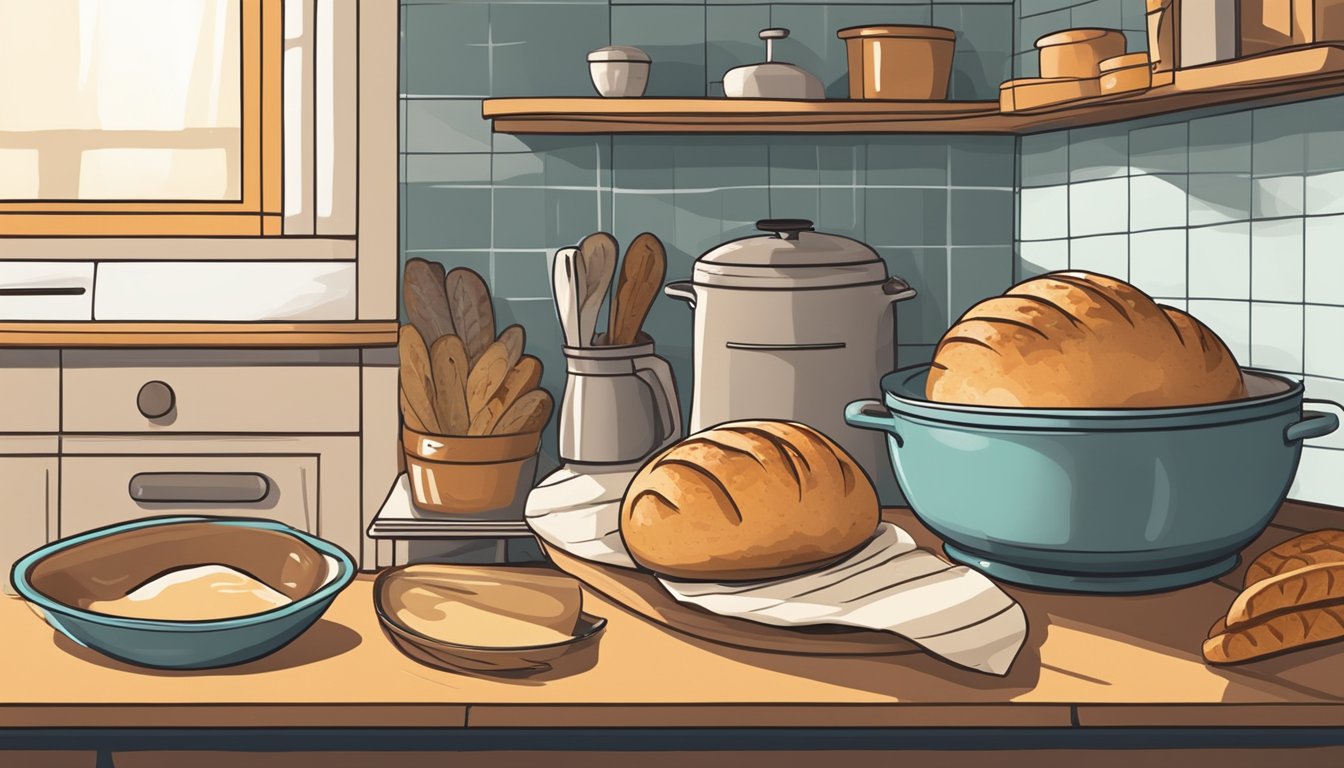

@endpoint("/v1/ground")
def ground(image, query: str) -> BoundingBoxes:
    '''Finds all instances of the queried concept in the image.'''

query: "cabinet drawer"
[0,350,58,432]
[62,349,359,433]
[59,455,318,538]
[1,456,57,594]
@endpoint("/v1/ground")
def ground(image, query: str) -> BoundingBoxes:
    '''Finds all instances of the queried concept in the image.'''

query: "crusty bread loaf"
[926,271,1247,408]
[1244,529,1344,588]
[1204,603,1344,665]
[1225,561,1344,628]
[619,420,879,582]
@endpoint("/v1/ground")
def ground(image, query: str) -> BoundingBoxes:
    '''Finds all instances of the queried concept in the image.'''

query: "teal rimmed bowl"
[11,516,356,669]
[846,366,1341,594]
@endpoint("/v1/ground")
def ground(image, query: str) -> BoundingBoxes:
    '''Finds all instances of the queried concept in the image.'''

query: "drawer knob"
[137,380,176,419]
[129,472,271,504]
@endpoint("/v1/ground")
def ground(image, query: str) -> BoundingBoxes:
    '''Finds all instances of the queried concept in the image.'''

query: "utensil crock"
[559,332,682,466]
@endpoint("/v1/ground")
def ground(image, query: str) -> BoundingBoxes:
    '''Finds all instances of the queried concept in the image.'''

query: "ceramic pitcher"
[559,333,682,466]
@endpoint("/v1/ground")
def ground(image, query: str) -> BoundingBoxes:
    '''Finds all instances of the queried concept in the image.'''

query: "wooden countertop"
[5,502,1344,731]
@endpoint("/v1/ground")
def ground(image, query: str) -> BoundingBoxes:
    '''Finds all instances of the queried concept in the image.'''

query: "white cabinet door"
[1,456,57,594]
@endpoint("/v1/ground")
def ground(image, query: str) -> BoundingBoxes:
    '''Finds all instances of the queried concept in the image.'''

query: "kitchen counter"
[6,502,1344,748]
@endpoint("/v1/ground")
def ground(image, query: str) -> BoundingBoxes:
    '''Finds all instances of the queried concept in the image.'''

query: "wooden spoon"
[444,268,495,366]
[398,325,440,434]
[577,232,618,346]
[607,233,667,346]
[402,259,454,344]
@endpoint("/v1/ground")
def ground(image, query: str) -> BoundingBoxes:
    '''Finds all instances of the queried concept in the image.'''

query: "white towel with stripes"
[526,467,1027,676]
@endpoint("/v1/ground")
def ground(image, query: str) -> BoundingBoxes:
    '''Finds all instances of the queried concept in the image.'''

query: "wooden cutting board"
[539,539,919,657]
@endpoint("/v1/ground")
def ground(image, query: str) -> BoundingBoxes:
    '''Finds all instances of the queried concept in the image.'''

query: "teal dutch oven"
[846,365,1341,594]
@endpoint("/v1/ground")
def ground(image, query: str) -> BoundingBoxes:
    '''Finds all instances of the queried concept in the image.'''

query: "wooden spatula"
[398,325,440,434]
[577,232,618,346]
[444,268,495,366]
[607,233,667,346]
[403,259,455,344]
[429,335,471,435]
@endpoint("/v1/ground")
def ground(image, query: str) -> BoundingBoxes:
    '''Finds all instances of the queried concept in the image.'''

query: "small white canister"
[587,46,651,97]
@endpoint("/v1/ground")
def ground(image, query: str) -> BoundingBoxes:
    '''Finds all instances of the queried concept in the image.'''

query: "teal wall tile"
[818,138,867,185]
[490,4,611,97]
[495,137,612,188]
[1069,177,1128,236]
[879,247,950,344]
[897,344,936,369]
[1188,172,1251,225]
[868,137,948,187]
[1017,239,1069,278]
[612,191,680,257]
[1020,131,1069,187]
[1189,112,1252,173]
[611,5,707,97]
[611,137,676,190]
[673,140,770,189]
[818,186,867,239]
[491,187,606,250]
[773,4,934,100]
[949,189,1013,245]
[1253,105,1307,178]
[770,186,822,223]
[932,5,1014,99]
[1251,302,1304,373]
[706,5,770,89]
[1130,173,1187,231]
[1251,218,1303,303]
[768,139,822,187]
[492,251,553,299]
[865,187,948,246]
[1017,10,1070,54]
[948,245,1015,318]
[1069,0,1124,27]
[405,100,492,153]
[1188,222,1250,299]
[405,183,493,250]
[1129,122,1188,175]
[1070,126,1128,182]
[950,135,1015,187]
[402,4,490,97]
[1129,229,1186,298]
[1305,96,1344,173]
[1069,233,1128,279]
[1306,214,1344,306]
[403,153,492,184]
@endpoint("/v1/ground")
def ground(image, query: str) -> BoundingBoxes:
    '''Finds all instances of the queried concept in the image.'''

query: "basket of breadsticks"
[399,260,554,514]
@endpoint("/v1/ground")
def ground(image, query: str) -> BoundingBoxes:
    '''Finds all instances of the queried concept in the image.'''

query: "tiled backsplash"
[399,0,1018,471]
[1016,98,1344,508]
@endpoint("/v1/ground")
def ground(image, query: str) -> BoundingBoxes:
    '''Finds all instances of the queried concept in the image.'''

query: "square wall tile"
[1069,0,1124,27]
[611,137,676,190]
[932,5,1014,100]
[1017,9,1071,54]
[673,140,770,189]
[868,136,948,187]
[768,138,822,187]
[404,99,491,153]
[1251,302,1304,373]
[1189,222,1250,299]
[706,5,770,88]
[491,187,606,250]
[1306,214,1344,306]
[950,135,1015,188]
[1305,96,1344,173]
[1253,104,1307,178]
[880,247,950,344]
[1069,234,1128,279]
[897,344,937,369]
[1303,377,1344,450]
[491,251,553,300]
[1189,299,1251,363]
[950,189,1014,246]
[865,187,948,246]
[1291,447,1344,509]
[613,191,678,256]
[405,183,492,250]
[818,186,867,239]
[1129,229,1187,298]
[819,138,868,186]
[1020,185,1068,240]
[1020,131,1069,187]
[1306,170,1344,215]
[949,245,1015,319]
[1252,175,1305,219]
[1251,218,1304,303]
[611,5,707,97]
[1130,173,1188,231]
[1130,121,1188,175]
[1306,305,1344,380]
[490,4,610,97]
[494,137,612,188]
[402,4,490,97]
[1069,126,1128,182]
[770,186,821,223]
[1189,172,1251,225]
[1069,177,1128,236]
[1017,239,1069,279]
[403,154,492,185]
[1189,112,1252,173]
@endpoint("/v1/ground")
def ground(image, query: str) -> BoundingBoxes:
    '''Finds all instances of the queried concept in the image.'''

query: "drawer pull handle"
[129,473,271,504]
[724,341,847,351]
[137,380,176,419]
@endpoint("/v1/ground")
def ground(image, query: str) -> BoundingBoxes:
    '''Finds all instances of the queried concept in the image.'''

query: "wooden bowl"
[1035,28,1126,79]
[402,426,541,515]
[373,564,606,674]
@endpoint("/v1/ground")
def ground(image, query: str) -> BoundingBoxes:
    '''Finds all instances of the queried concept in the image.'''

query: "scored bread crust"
[1243,529,1344,588]
[926,271,1247,408]
[619,420,880,582]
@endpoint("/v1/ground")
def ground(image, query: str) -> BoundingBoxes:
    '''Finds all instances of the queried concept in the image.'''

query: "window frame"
[0,0,283,236]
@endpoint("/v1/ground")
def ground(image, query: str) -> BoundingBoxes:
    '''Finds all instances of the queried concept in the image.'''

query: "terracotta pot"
[837,25,956,100]
[402,426,541,515]
[1035,28,1127,79]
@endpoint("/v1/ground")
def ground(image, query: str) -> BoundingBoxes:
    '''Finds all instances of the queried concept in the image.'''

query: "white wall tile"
[1306,305,1344,380]
[1069,234,1128,279]
[1250,302,1304,373]
[1189,299,1251,364]
[1306,214,1344,305]
[1020,185,1068,240]
[1129,173,1187,231]
[1251,218,1304,303]
[1017,239,1069,278]
[1069,177,1128,236]
[1303,376,1344,451]
[1291,448,1344,508]
[1189,223,1250,299]
[1130,229,1187,298]
[1189,172,1251,225]
[1306,170,1344,215]
[95,262,357,321]
[1252,175,1304,219]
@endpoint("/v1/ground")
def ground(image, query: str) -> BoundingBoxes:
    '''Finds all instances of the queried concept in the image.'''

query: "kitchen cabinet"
[0,451,57,594]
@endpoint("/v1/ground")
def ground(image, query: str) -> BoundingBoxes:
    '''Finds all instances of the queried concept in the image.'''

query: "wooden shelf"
[483,47,1344,135]
[0,321,400,348]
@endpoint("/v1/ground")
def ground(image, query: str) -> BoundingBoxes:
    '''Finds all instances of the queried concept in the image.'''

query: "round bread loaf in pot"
[926,271,1247,408]
[620,420,879,581]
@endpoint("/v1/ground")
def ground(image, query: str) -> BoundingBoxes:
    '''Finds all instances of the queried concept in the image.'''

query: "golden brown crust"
[619,420,879,582]
[1204,603,1344,665]
[928,271,1248,408]
[1226,562,1344,629]
[1244,530,1344,588]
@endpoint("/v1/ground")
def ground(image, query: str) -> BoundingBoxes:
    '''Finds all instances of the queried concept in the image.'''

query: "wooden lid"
[1099,52,1151,71]
[1035,28,1124,48]
[837,25,956,42]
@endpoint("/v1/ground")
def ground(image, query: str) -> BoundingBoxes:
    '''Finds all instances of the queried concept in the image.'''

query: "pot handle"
[845,399,901,443]
[882,277,917,303]
[1285,398,1343,444]
[664,281,696,309]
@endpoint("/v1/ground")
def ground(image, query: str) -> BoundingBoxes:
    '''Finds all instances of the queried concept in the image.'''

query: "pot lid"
[836,25,957,42]
[587,45,651,63]
[1035,28,1119,48]
[692,219,889,289]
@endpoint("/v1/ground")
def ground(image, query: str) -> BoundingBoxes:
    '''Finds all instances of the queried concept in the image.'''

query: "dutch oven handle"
[1285,398,1343,444]
[845,400,903,446]
[664,280,696,309]
[882,277,917,303]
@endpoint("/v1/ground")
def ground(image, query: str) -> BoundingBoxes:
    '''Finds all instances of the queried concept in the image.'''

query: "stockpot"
[664,218,916,500]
